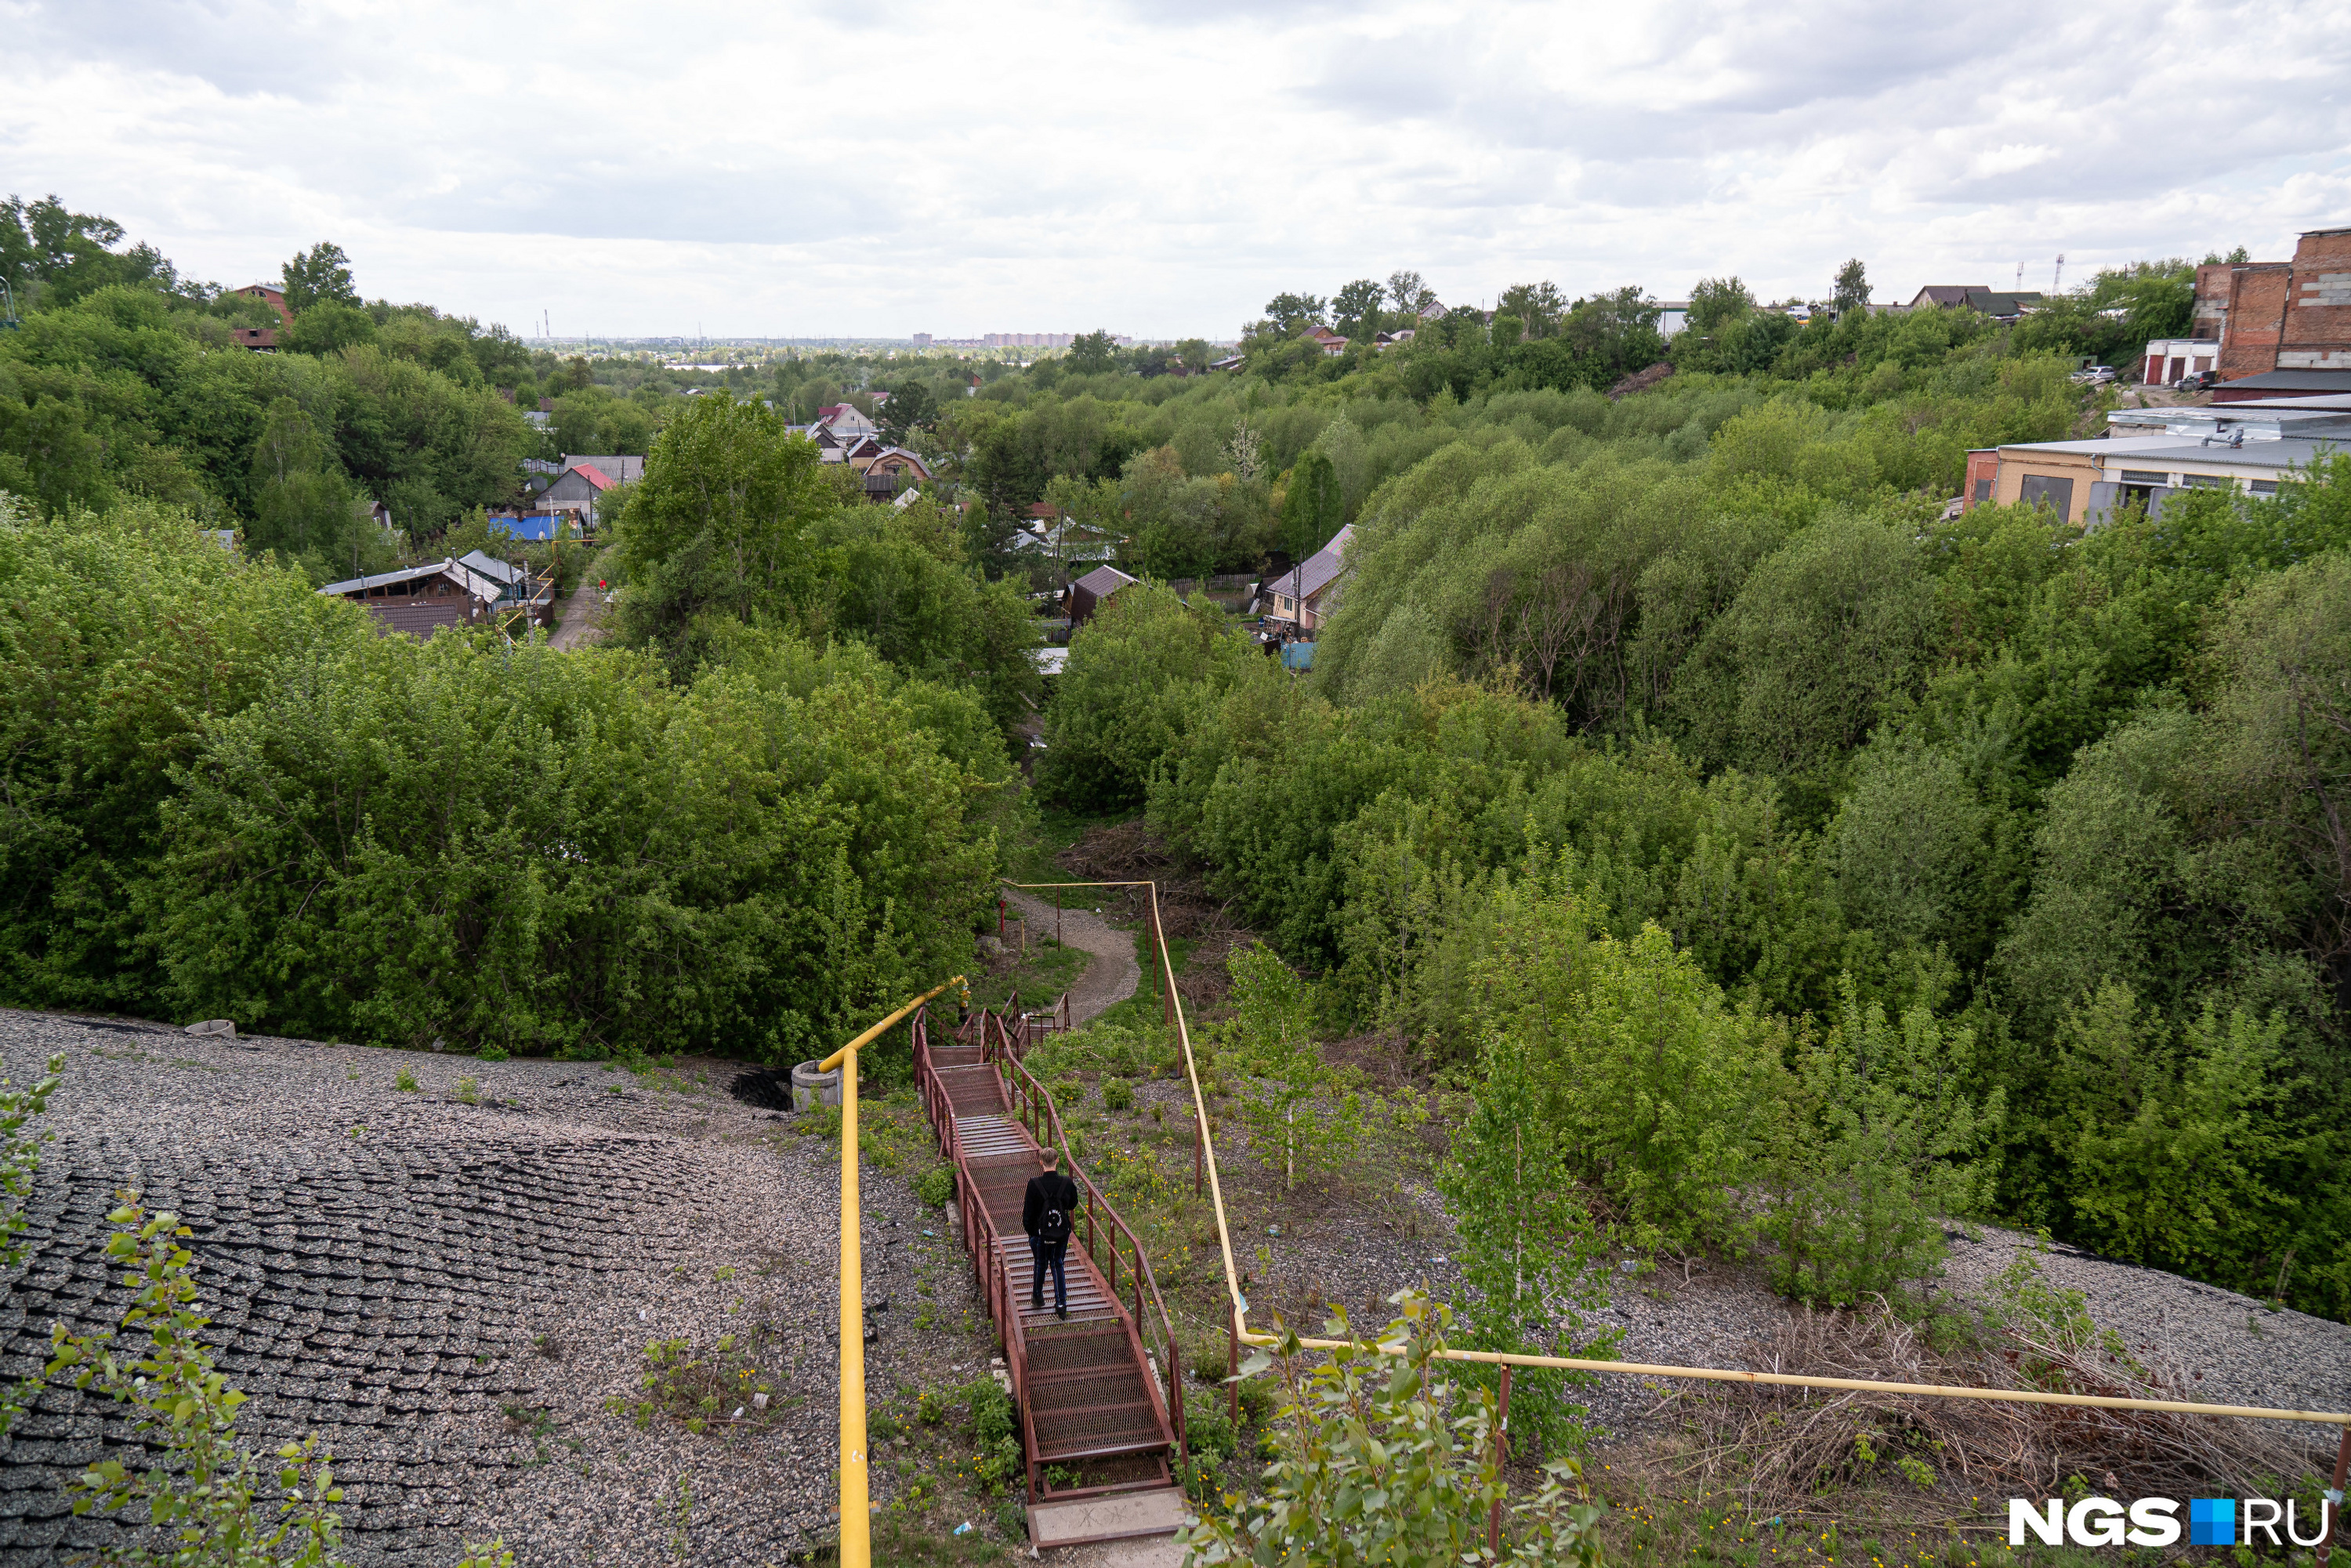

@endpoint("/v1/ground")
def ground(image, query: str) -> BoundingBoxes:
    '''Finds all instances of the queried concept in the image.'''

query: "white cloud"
[3,0,2347,336]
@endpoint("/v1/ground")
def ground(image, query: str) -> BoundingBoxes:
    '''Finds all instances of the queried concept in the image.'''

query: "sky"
[6,0,2350,341]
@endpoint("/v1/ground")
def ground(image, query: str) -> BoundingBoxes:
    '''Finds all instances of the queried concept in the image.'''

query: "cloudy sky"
[7,0,2349,339]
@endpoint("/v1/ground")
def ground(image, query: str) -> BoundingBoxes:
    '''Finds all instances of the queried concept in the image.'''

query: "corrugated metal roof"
[1277,523,1355,601]
[458,550,522,586]
[1074,564,1136,597]
[318,559,500,603]
[2217,370,2351,390]
[2101,439,2342,471]
[560,454,645,483]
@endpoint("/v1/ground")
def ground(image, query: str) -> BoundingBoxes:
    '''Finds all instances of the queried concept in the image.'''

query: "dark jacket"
[1023,1171,1079,1240]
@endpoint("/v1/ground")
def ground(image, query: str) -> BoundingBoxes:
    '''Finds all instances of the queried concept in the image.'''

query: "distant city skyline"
[6,0,2347,339]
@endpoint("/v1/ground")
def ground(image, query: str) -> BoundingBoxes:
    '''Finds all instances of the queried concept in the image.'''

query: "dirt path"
[1003,888,1138,1026]
[548,585,608,651]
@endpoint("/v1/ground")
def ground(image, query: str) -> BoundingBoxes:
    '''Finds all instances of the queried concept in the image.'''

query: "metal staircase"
[913,996,1186,1528]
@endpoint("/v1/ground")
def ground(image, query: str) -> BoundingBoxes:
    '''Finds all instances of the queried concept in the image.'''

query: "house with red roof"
[1302,325,1349,357]
[542,454,644,538]
[816,404,878,440]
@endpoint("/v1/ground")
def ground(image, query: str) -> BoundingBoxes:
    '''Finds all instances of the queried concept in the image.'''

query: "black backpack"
[1038,1178,1072,1242]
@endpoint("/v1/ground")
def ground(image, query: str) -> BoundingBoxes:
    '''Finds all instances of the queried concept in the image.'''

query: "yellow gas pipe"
[818,975,966,1568]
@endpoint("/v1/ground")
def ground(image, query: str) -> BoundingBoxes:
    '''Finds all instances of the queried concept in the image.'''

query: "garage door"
[2018,474,2075,518]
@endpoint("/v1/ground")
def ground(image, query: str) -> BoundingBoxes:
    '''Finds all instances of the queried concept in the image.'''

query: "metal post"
[1487,1366,1513,1557]
[2319,1424,2350,1566]
[1055,889,1061,945]
[1228,1308,1240,1425]
[1150,888,1172,1027]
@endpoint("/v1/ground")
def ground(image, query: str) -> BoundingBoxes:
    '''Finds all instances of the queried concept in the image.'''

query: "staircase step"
[1027,1488,1188,1548]
[918,1014,1177,1501]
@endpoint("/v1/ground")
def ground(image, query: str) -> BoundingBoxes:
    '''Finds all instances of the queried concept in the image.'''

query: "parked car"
[2173,369,2221,393]
[2070,365,2118,385]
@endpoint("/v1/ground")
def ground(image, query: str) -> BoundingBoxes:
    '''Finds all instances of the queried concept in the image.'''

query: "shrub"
[1177,1291,1604,1566]
[395,1069,418,1093]
[1185,1400,1237,1464]
[1103,1077,1136,1113]
[476,1044,510,1063]
[965,1373,1023,1494]
[911,1165,955,1208]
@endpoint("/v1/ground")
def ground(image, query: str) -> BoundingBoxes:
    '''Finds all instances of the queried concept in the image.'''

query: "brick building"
[2193,226,2351,381]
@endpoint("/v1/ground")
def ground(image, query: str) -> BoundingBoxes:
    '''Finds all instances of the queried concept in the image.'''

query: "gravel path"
[0,1009,963,1566]
[1003,890,1136,1027]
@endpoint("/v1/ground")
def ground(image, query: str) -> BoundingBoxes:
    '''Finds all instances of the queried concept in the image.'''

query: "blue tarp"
[489,514,561,541]
[1281,641,1316,670]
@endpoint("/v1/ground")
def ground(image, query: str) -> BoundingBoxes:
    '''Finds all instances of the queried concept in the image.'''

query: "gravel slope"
[0,1009,955,1566]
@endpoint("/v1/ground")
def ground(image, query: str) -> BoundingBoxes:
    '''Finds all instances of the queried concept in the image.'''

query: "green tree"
[1386,269,1435,318]
[1685,275,1755,335]
[2052,986,2321,1293]
[1262,292,1327,333]
[1497,281,1567,338]
[280,242,356,313]
[1065,331,1118,375]
[1177,1291,1605,1568]
[1225,942,1361,1189]
[1331,278,1385,340]
[1041,580,1272,809]
[1440,1019,1614,1459]
[284,299,377,357]
[247,397,366,578]
[607,392,832,657]
[878,378,936,443]
[1675,512,1931,789]
[1759,976,2003,1305]
[1832,259,1870,315]
[1530,921,1781,1256]
[1279,446,1343,562]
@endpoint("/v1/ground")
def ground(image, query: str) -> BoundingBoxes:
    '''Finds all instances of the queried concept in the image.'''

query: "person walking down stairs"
[1023,1149,1079,1320]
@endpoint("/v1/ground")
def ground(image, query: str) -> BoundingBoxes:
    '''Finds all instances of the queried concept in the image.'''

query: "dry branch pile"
[1672,1301,2324,1521]
[1056,823,1243,1012]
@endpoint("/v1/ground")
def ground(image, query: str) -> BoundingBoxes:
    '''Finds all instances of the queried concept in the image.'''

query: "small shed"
[1065,564,1137,628]
[318,559,499,637]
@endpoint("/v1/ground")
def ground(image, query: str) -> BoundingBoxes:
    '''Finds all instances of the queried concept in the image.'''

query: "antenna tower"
[2053,254,2066,293]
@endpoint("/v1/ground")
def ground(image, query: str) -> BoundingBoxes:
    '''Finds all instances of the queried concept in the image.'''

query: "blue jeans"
[1028,1234,1068,1312]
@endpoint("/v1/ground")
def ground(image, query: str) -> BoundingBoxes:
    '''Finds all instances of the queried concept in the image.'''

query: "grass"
[1002,802,1118,885]
[1073,927,1197,1036]
[795,1519,1010,1565]
[965,936,1089,1013]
